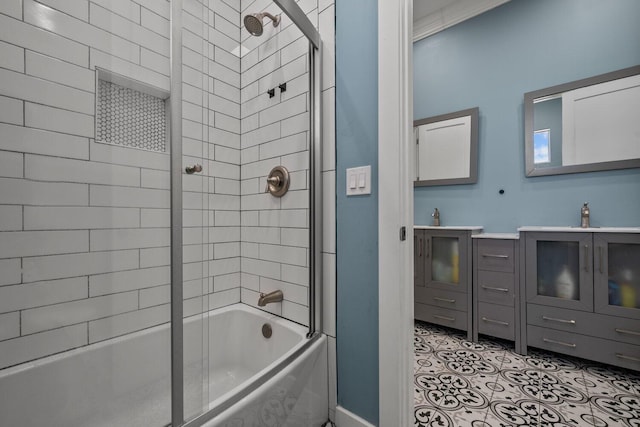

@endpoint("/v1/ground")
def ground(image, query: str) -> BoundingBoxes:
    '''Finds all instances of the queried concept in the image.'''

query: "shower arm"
[261,11,279,23]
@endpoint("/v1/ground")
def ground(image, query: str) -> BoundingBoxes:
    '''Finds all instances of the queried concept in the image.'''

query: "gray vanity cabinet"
[522,230,640,371]
[472,237,519,349]
[414,228,476,340]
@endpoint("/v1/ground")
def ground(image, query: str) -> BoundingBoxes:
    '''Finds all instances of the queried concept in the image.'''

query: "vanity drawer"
[527,304,640,346]
[415,303,467,331]
[527,304,593,336]
[415,287,467,311]
[527,325,640,372]
[477,270,515,306]
[478,302,514,340]
[476,239,514,272]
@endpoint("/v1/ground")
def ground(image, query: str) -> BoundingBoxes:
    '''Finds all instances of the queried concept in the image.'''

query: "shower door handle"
[185,164,202,174]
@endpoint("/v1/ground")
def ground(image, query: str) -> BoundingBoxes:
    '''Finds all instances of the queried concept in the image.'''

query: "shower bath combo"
[0,0,325,426]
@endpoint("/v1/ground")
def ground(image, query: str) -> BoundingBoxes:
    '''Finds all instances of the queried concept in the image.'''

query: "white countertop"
[472,233,519,240]
[414,226,640,235]
[517,226,640,233]
[414,225,483,231]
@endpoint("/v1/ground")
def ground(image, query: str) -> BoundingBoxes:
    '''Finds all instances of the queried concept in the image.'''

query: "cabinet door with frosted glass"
[424,230,469,292]
[524,232,593,311]
[594,233,640,320]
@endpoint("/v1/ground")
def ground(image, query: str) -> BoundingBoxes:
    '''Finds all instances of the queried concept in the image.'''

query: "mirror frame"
[524,65,640,177]
[414,107,479,187]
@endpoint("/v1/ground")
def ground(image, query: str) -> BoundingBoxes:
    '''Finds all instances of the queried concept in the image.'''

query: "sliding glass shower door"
[177,0,212,422]
[1,0,322,424]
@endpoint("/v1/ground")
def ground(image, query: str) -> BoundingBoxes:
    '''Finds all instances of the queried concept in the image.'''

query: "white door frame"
[378,0,414,426]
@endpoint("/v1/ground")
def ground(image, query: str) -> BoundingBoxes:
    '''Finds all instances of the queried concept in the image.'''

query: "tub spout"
[258,290,283,306]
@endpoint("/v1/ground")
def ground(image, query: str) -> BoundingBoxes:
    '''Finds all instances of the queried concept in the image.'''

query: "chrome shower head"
[243,12,281,37]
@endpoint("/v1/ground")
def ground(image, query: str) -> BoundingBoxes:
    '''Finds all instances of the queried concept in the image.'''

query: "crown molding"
[413,0,510,42]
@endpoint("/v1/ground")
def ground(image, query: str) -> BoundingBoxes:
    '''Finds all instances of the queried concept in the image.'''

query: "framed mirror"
[525,65,640,177]
[414,107,479,186]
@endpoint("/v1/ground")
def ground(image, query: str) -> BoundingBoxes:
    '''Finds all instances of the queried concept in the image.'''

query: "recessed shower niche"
[95,69,169,152]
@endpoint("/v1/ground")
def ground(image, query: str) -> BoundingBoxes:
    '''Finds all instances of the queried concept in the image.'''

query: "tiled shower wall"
[0,0,335,385]
[239,0,314,325]
[181,0,242,319]
[237,0,337,416]
[238,0,335,328]
[0,0,242,370]
[0,0,171,370]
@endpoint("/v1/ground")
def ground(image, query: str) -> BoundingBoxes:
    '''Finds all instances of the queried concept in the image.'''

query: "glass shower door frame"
[169,0,323,425]
[169,1,184,425]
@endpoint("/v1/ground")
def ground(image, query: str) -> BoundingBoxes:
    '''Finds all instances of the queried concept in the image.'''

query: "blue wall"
[335,0,379,423]
[414,0,640,232]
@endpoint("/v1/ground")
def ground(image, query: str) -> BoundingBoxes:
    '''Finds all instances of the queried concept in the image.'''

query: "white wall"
[0,0,243,370]
[181,0,243,320]
[239,0,313,325]
[0,0,172,370]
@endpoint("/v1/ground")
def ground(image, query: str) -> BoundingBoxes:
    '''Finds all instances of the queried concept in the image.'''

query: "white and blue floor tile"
[414,321,640,426]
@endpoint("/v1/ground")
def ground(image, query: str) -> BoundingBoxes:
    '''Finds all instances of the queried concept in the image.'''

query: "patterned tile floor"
[414,321,640,426]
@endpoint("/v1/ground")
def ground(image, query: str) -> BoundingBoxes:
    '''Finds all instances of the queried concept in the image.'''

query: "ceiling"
[413,0,458,22]
[412,0,511,41]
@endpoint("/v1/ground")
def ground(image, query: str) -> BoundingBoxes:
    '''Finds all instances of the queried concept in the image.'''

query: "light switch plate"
[346,165,371,196]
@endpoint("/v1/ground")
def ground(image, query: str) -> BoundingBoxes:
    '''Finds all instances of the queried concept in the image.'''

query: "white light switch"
[349,174,357,189]
[346,165,371,196]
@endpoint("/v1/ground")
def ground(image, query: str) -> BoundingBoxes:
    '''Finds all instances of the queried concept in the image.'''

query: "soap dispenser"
[432,208,440,227]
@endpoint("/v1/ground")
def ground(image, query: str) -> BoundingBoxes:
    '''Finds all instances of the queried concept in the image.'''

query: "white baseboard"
[335,406,376,427]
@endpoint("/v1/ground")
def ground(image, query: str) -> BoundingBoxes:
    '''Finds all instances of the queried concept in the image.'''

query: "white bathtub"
[0,303,328,427]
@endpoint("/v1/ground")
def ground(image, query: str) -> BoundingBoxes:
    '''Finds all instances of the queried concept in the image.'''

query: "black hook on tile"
[267,88,275,98]
[279,82,287,93]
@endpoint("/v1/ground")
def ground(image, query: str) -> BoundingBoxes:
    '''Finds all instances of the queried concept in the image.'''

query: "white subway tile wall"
[0,0,335,378]
[0,0,158,369]
[240,0,310,325]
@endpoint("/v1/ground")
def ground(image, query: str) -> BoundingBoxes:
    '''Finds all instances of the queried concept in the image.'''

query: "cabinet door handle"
[615,353,640,363]
[418,237,422,257]
[433,314,454,322]
[542,316,576,325]
[615,328,640,337]
[426,238,430,258]
[434,297,455,304]
[482,317,509,326]
[598,246,603,274]
[482,253,509,259]
[584,245,589,272]
[543,337,576,348]
[481,285,509,293]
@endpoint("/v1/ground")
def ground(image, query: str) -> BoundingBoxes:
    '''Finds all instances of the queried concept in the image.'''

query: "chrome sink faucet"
[580,202,590,228]
[258,290,283,306]
[432,208,440,227]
